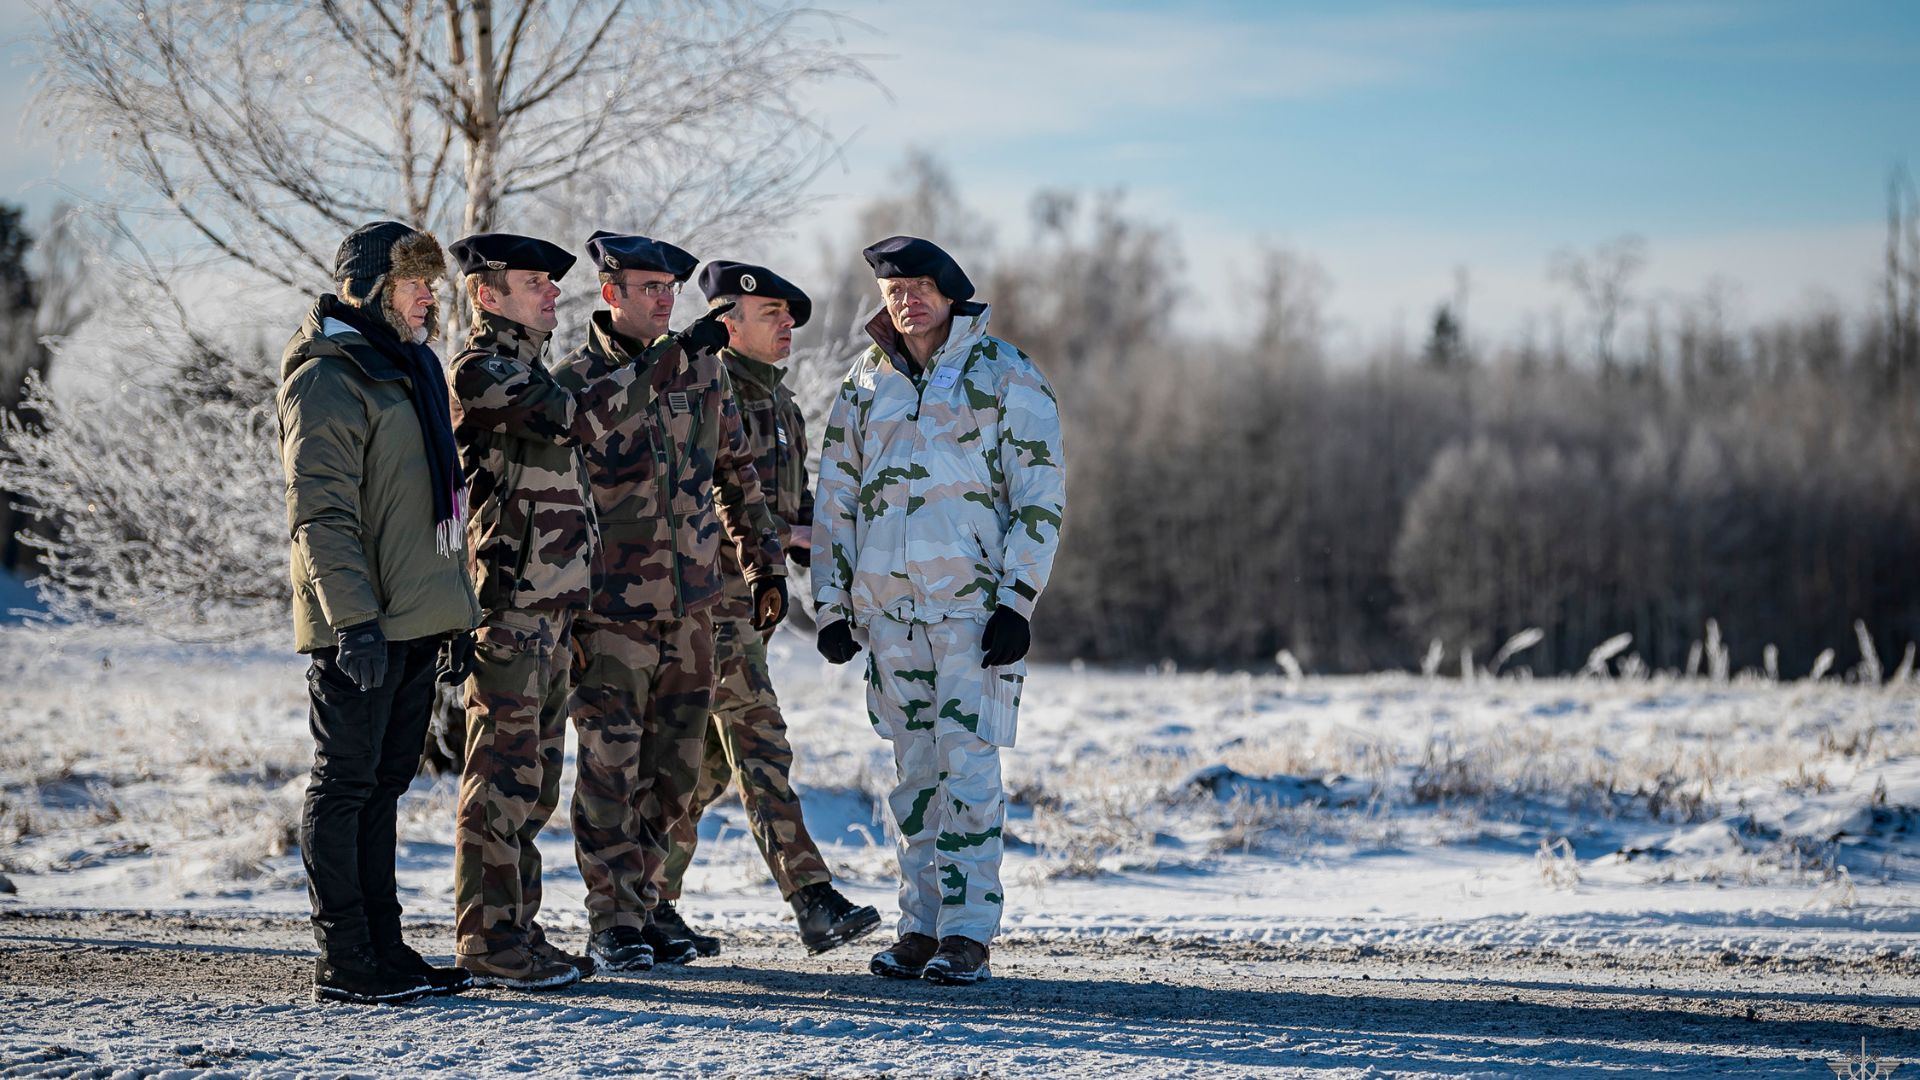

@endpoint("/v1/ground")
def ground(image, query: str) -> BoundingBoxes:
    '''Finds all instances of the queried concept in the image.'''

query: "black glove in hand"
[979,607,1030,668]
[816,619,861,665]
[336,620,389,691]
[752,576,789,632]
[437,630,476,685]
[676,301,735,356]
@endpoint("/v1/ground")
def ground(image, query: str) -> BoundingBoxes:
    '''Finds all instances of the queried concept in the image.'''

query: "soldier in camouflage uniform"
[813,237,1066,986]
[445,233,675,987]
[655,261,881,956]
[553,232,788,971]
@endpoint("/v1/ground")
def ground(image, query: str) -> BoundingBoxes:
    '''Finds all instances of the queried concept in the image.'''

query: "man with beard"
[277,221,482,1004]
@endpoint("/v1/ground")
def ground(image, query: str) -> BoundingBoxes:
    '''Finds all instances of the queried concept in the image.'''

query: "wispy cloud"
[811,2,1411,141]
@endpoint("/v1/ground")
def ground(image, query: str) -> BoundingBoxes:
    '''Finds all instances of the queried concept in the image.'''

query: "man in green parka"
[277,220,483,1004]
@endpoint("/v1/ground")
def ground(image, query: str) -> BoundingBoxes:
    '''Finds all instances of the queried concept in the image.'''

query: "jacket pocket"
[976,663,1024,748]
[510,500,592,608]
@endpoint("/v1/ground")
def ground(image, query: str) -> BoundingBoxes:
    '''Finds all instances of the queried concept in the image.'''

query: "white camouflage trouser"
[864,615,1024,944]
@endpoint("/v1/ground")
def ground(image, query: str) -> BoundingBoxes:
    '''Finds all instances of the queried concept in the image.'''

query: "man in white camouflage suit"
[812,236,1066,985]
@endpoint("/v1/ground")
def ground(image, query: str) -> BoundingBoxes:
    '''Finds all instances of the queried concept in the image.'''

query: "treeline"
[797,155,1920,676]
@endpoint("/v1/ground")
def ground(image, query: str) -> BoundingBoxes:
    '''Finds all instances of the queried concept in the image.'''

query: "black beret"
[697,260,812,328]
[587,230,698,280]
[448,233,576,281]
[861,235,974,302]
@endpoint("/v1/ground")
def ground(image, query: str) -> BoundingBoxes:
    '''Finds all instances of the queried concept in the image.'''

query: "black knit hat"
[335,221,447,306]
[861,235,974,302]
[697,260,812,328]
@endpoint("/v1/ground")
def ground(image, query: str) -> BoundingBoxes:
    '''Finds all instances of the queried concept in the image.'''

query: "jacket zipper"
[654,391,683,617]
[906,357,933,626]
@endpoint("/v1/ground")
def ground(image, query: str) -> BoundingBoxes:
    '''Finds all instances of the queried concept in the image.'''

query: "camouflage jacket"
[449,312,651,614]
[712,347,812,623]
[552,311,783,622]
[812,303,1066,628]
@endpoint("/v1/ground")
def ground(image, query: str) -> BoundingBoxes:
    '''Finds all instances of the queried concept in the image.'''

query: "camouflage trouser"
[661,616,832,903]
[865,615,1023,944]
[569,609,714,932]
[454,608,573,957]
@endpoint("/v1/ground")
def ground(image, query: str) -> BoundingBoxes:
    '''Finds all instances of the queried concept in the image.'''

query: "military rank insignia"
[667,390,691,415]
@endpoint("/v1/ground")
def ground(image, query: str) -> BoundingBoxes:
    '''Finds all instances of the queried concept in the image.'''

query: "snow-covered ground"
[2,624,1916,1076]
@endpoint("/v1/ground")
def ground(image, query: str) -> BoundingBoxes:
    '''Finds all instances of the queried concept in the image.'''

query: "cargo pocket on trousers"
[977,663,1024,748]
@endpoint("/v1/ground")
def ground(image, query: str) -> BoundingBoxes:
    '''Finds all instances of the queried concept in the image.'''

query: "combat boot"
[586,926,654,973]
[457,944,581,990]
[640,919,700,965]
[868,932,938,980]
[922,935,990,985]
[374,939,473,996]
[528,924,596,978]
[314,943,435,1005]
[653,900,721,957]
[791,882,881,954]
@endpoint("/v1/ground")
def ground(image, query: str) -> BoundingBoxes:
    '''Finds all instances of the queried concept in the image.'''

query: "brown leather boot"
[868,932,939,979]
[456,944,580,990]
[922,935,991,985]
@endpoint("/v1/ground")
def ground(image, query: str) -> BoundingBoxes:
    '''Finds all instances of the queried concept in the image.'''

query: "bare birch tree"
[34,0,869,293]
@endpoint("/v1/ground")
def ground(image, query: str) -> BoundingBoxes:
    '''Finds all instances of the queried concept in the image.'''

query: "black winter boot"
[640,919,700,965]
[792,882,882,954]
[314,943,435,1005]
[654,900,721,957]
[376,940,473,995]
[586,927,654,973]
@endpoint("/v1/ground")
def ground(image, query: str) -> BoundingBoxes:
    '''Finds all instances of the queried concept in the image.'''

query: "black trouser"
[300,636,440,956]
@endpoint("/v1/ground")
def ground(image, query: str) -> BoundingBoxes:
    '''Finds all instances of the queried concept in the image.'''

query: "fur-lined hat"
[334,221,448,342]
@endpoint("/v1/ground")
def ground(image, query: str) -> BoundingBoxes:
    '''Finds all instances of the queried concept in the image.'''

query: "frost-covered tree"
[6,0,869,636]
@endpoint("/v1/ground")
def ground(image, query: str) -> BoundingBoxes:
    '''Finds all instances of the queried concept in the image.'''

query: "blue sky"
[780,0,1920,342]
[5,0,1917,343]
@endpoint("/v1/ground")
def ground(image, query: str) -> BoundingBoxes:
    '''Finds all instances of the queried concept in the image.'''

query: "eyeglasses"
[882,279,940,304]
[614,279,682,297]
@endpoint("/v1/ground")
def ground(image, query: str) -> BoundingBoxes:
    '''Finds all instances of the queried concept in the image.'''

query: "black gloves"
[752,576,789,632]
[980,607,1030,668]
[437,630,476,685]
[816,619,861,665]
[676,300,735,356]
[336,620,389,691]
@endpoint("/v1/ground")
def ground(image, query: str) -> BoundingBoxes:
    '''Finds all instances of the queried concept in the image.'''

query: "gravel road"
[2,910,1915,1078]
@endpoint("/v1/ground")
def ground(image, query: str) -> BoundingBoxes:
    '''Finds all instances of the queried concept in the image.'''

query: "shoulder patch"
[481,356,519,379]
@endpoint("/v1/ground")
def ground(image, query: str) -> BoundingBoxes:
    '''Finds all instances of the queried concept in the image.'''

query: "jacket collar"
[863,302,992,377]
[466,310,550,366]
[282,295,411,384]
[721,347,787,393]
[586,308,673,369]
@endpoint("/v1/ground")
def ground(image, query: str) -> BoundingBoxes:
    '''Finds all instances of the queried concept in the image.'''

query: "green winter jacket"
[277,297,482,652]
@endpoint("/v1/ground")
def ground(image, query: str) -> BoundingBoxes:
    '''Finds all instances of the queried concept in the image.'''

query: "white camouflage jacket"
[812,303,1066,628]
